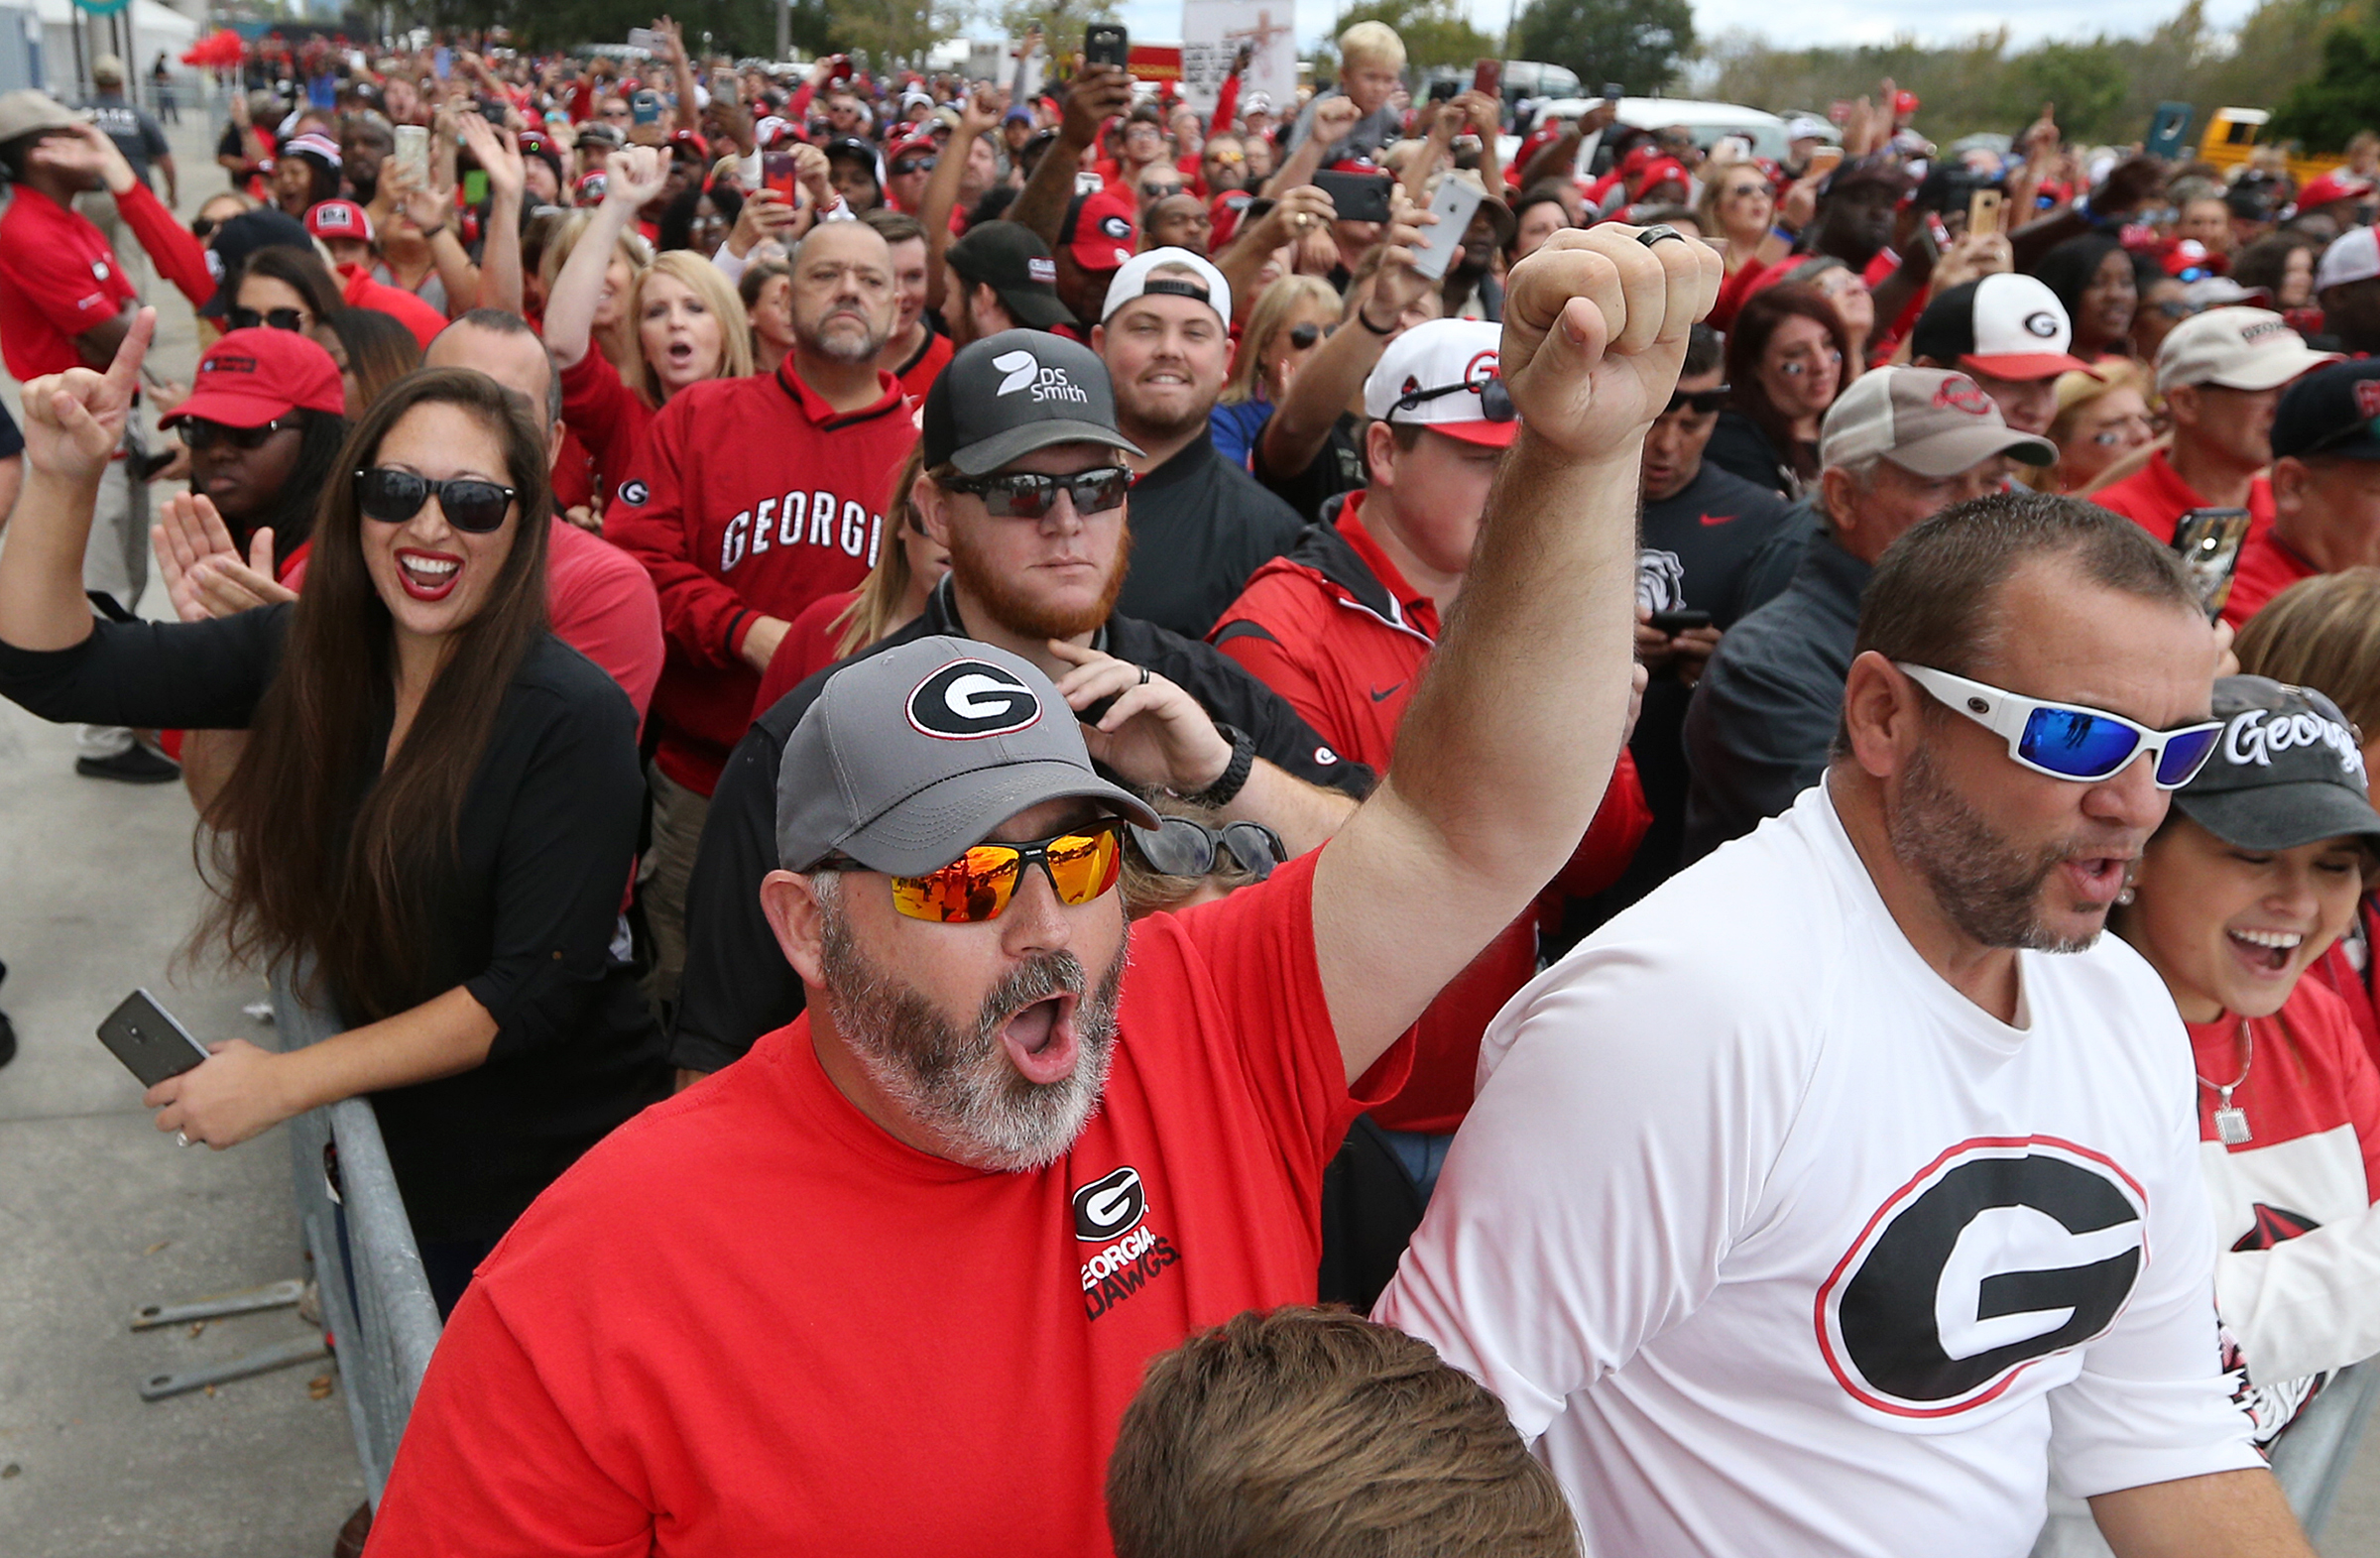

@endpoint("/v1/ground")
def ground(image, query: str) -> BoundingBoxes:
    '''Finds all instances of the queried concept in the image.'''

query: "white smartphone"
[393,123,429,187]
[1410,176,1486,282]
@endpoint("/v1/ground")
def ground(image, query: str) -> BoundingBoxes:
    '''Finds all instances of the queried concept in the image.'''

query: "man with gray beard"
[608,219,913,1013]
[1379,493,2315,1558]
[369,223,1721,1553]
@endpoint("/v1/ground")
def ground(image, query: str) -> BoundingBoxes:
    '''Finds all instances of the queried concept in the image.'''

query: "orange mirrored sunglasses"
[887,823,1126,923]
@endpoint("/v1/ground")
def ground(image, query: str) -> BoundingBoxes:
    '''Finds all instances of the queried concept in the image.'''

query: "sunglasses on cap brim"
[823,822,1127,922]
[1391,377,1515,422]
[1129,816,1287,880]
[1897,663,2222,788]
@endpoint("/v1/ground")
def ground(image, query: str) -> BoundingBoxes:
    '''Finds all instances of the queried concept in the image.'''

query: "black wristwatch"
[1187,723,1255,809]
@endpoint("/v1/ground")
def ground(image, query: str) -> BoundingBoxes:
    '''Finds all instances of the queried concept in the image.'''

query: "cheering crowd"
[5,16,2380,1556]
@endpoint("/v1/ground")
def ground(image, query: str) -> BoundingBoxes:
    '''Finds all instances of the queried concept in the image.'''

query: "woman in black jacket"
[0,314,668,1310]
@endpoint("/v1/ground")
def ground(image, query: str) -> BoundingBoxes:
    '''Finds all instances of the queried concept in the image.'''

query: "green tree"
[1509,0,1695,94]
[993,0,1120,65]
[1325,0,1497,76]
[2023,42,2129,141]
[2270,12,2380,148]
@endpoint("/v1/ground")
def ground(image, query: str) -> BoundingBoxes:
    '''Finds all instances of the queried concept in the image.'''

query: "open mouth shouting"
[998,991,1082,1087]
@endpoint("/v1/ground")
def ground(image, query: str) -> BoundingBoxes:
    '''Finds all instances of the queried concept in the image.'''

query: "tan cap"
[0,89,80,145]
[2155,305,2340,396]
[1819,365,2055,478]
[90,53,124,82]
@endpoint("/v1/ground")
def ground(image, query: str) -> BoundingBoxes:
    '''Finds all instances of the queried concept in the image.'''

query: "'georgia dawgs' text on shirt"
[607,361,917,795]
[1376,783,2261,1558]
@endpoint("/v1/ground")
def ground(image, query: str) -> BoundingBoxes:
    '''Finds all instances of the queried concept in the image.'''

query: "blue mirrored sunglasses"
[1896,663,2223,788]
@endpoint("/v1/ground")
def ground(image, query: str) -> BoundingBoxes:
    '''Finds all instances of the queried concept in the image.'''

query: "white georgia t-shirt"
[1374,782,2262,1558]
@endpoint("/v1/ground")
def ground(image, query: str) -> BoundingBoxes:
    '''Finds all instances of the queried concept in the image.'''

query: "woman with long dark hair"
[1707,283,1850,499]
[0,317,669,1311]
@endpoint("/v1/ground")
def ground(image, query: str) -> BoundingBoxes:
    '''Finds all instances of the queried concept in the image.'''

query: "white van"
[1498,96,1793,174]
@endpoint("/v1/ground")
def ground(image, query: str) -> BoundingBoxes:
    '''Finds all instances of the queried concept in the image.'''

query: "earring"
[2114,886,2136,906]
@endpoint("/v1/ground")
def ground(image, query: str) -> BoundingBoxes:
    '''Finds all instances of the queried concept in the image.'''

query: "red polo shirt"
[2089,448,2275,547]
[0,183,139,379]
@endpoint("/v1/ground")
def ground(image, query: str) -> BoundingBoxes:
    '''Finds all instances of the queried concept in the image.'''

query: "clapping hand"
[154,493,295,622]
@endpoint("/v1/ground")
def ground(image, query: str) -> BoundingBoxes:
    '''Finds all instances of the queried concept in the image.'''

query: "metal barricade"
[2271,1358,2380,1539]
[273,977,444,1507]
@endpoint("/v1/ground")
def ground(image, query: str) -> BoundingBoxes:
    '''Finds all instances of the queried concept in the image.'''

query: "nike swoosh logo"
[1369,682,1404,702]
[1699,513,1734,527]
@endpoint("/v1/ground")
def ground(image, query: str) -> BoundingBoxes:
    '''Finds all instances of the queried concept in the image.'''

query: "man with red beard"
[366,222,1720,1556]
[668,329,1371,1077]
[607,220,914,1012]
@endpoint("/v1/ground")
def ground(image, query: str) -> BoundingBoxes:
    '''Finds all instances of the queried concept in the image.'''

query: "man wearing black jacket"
[669,331,1370,1075]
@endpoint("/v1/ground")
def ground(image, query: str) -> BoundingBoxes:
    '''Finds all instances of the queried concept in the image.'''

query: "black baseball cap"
[945,221,1077,330]
[921,329,1143,477]
[2271,359,2380,462]
[823,136,879,168]
[198,208,314,318]
[2173,677,2380,852]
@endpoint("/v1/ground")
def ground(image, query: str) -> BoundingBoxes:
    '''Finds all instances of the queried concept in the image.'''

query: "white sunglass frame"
[1894,662,2223,789]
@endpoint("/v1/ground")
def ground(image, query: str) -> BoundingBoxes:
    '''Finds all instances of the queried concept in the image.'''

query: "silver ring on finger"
[1636,224,1687,247]
[177,1132,192,1148]
[1138,665,1150,685]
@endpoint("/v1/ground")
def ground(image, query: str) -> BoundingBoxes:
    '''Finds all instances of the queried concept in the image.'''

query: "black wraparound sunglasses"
[945,465,1133,519]
[229,305,309,333]
[1664,386,1731,417]
[1392,377,1516,422]
[354,468,518,533]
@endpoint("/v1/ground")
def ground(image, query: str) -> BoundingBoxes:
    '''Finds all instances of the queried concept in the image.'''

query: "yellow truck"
[2198,106,2348,185]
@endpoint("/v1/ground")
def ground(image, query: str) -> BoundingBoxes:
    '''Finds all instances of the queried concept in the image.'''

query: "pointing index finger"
[106,308,156,396]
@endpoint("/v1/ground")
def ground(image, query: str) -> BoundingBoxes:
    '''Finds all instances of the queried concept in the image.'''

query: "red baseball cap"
[886,131,937,168]
[303,197,374,245]
[161,328,346,429]
[1631,157,1690,199]
[1064,186,1137,273]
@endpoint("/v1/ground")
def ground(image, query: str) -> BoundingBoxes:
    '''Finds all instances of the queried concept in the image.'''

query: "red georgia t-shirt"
[365,850,1410,1556]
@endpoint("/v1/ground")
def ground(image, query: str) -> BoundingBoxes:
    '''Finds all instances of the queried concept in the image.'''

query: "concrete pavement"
[0,106,363,1558]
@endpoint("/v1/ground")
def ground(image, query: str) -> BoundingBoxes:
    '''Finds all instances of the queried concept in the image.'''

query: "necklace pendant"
[2216,1105,2253,1145]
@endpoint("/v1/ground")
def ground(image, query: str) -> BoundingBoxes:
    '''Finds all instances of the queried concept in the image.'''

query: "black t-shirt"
[0,401,22,460]
[1115,430,1304,639]
[0,607,670,1242]
[667,582,1377,1073]
[1577,459,1796,934]
[1253,410,1367,524]
[1703,409,1802,501]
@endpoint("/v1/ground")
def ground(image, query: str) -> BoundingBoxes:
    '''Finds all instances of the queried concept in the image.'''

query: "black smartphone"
[1085,24,1129,68]
[1649,609,1714,633]
[135,448,179,482]
[1314,169,1392,224]
[1428,79,1458,104]
[2146,101,2195,163]
[2173,508,2250,619]
[97,989,212,1089]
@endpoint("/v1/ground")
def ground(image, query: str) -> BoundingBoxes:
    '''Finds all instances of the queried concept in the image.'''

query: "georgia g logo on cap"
[907,659,1043,740]
[2022,311,2060,339]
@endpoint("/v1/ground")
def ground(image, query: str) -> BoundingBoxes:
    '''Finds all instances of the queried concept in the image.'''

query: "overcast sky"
[1107,0,2263,56]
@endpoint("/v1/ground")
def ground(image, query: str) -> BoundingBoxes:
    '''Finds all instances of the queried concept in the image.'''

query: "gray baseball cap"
[920,329,1143,478]
[776,637,1160,875]
[1819,365,2054,477]
[2173,676,2380,853]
